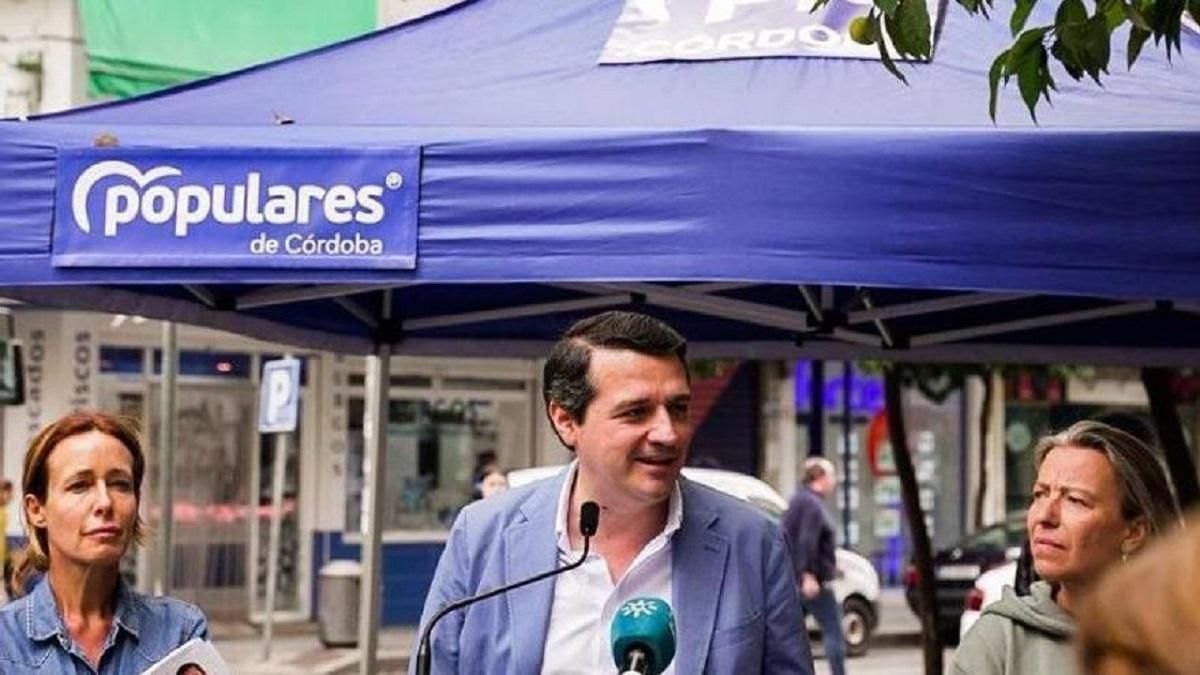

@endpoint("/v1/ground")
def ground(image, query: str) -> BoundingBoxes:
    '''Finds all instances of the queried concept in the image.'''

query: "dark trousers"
[802,586,846,675]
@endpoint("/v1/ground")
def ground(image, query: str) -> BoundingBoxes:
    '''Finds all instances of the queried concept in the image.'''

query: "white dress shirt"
[540,461,683,675]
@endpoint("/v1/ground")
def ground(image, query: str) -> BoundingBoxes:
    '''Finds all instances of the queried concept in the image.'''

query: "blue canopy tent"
[1,0,1198,666]
[0,0,1197,363]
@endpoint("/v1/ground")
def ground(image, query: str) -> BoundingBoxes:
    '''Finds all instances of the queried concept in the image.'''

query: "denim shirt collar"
[26,575,143,644]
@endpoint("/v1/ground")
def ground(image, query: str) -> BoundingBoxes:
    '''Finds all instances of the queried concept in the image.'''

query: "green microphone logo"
[611,597,677,674]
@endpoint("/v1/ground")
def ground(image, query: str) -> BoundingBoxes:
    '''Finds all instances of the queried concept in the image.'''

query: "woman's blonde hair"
[1033,420,1182,539]
[12,410,147,595]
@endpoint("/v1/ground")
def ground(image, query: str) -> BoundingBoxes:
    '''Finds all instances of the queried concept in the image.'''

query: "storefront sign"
[53,147,420,269]
[600,0,938,64]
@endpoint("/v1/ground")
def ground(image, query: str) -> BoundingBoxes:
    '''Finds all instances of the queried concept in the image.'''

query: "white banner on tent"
[53,147,421,270]
[600,0,940,64]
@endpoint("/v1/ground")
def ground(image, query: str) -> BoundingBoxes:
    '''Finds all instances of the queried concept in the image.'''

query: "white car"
[958,560,1017,641]
[506,465,882,657]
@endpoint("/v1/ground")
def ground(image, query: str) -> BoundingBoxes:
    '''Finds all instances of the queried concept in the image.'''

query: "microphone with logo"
[610,597,676,675]
[414,501,600,675]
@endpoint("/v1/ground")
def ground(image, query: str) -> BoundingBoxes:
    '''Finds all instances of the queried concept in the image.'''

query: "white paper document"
[141,638,230,675]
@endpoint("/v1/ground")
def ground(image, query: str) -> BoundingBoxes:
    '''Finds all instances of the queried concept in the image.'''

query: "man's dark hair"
[542,311,687,428]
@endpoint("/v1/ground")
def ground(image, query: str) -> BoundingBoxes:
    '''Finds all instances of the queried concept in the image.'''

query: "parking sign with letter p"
[258,358,301,433]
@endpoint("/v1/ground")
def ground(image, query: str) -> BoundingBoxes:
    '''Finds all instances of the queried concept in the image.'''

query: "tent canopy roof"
[0,0,1198,362]
[44,0,1200,128]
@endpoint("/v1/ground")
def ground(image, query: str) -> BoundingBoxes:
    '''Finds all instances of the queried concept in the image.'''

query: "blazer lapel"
[672,481,730,674]
[505,472,565,674]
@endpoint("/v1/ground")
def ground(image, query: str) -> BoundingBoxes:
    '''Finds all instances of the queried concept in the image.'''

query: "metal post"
[841,361,853,545]
[158,321,178,596]
[359,292,392,674]
[261,431,289,661]
[808,360,825,457]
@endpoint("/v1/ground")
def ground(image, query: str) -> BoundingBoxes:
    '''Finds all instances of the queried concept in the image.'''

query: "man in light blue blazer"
[414,311,813,674]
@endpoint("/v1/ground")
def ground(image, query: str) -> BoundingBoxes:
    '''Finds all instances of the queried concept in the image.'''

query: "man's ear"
[547,400,580,450]
[24,493,47,529]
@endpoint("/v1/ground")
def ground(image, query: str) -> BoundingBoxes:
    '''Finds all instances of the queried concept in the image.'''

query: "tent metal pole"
[236,283,408,310]
[556,282,809,333]
[260,429,289,661]
[333,297,380,330]
[403,294,630,331]
[910,301,1154,347]
[359,291,392,675]
[157,320,178,596]
[799,285,824,322]
[183,284,218,308]
[847,292,1028,324]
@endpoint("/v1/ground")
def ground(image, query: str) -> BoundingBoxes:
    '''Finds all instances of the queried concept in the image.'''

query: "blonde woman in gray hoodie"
[952,420,1181,675]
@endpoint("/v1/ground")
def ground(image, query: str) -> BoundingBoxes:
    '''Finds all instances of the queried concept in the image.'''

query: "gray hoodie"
[951,581,1076,675]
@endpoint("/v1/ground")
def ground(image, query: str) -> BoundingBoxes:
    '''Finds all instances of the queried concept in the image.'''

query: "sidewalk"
[211,621,415,674]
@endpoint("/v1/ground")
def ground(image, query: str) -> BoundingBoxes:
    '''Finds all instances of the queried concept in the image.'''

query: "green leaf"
[884,12,912,55]
[1190,0,1200,24]
[877,28,909,84]
[988,48,1010,121]
[809,0,835,14]
[1123,2,1152,30]
[875,0,901,16]
[1006,26,1050,73]
[1017,45,1046,121]
[1083,13,1112,82]
[1050,37,1086,79]
[1015,43,1049,121]
[1042,48,1057,97]
[1011,0,1039,35]
[1055,0,1088,24]
[1102,0,1126,28]
[957,0,997,16]
[1127,25,1152,67]
[885,0,933,58]
[1163,0,1184,57]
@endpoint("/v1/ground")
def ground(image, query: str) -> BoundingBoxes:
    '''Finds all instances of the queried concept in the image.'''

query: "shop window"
[153,350,251,378]
[344,393,523,533]
[100,346,145,374]
[346,373,432,388]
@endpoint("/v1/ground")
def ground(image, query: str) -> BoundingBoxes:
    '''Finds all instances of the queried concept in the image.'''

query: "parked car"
[959,560,1017,641]
[903,512,1026,644]
[507,465,882,656]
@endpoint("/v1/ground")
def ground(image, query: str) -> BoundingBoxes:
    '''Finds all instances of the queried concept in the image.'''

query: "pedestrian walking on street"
[784,456,847,675]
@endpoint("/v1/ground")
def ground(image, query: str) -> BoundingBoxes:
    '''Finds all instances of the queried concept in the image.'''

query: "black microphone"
[415,500,600,675]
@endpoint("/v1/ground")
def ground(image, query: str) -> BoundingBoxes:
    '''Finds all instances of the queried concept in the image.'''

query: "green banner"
[79,0,376,99]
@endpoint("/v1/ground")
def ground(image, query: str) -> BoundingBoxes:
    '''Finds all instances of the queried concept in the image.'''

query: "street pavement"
[818,646,956,675]
[211,588,935,674]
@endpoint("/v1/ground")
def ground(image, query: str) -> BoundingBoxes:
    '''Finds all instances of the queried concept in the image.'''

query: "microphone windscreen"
[610,597,676,675]
[580,501,600,537]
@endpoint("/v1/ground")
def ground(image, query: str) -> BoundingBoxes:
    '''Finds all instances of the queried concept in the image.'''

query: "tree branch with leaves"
[833,0,1197,119]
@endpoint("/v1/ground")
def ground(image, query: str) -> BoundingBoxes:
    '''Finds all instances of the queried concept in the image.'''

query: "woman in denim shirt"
[0,411,209,674]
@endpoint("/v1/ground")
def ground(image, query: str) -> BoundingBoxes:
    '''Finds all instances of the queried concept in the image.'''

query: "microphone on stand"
[415,500,601,675]
[610,597,676,675]
[609,593,676,672]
